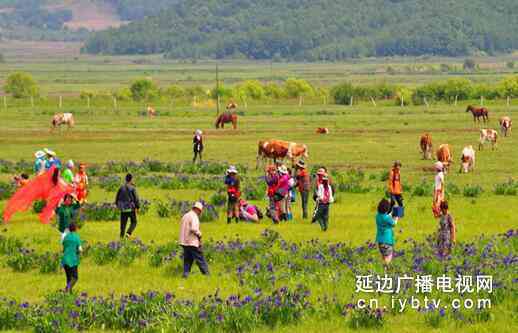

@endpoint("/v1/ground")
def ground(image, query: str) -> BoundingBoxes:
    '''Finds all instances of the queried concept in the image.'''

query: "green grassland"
[0,103,516,331]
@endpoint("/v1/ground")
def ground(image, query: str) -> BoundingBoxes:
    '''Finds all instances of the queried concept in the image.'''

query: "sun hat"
[44,148,56,157]
[296,160,306,168]
[434,161,444,171]
[195,129,203,135]
[193,201,204,211]
[34,150,45,159]
[227,165,238,174]
[316,168,326,175]
[278,165,288,174]
[66,160,74,168]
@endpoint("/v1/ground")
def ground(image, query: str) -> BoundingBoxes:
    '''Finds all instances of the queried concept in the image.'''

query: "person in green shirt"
[61,223,82,293]
[56,194,81,241]
[62,160,75,184]
[375,198,399,266]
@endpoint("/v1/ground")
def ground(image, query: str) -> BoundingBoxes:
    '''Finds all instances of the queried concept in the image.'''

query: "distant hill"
[82,0,518,60]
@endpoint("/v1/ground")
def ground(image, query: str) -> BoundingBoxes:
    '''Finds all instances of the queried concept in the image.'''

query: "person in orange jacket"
[388,161,403,211]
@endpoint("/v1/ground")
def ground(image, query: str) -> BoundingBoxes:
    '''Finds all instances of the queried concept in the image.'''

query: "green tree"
[129,79,158,101]
[284,79,314,98]
[444,78,473,102]
[331,82,355,105]
[498,76,518,98]
[163,85,186,99]
[264,83,285,99]
[4,72,39,98]
[236,80,265,100]
[395,87,413,106]
[463,58,477,71]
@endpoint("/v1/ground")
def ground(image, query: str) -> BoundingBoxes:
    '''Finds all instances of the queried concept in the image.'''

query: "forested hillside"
[83,0,518,60]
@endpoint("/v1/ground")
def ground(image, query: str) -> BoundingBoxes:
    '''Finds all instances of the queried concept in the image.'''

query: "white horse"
[51,113,75,130]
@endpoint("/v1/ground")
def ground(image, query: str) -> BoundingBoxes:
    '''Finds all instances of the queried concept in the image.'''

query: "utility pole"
[216,64,220,115]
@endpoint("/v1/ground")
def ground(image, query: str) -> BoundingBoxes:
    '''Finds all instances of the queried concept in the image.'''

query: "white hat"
[434,161,444,171]
[278,165,288,174]
[66,160,75,168]
[195,129,203,135]
[227,165,238,174]
[34,150,45,159]
[193,201,204,211]
[44,148,56,157]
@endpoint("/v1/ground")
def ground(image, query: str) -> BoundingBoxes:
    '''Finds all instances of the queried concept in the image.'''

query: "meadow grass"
[0,103,516,332]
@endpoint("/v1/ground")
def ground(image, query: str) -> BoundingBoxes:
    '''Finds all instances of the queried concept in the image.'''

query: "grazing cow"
[51,113,75,130]
[419,133,433,160]
[499,116,512,137]
[215,112,238,129]
[436,144,453,171]
[459,145,475,173]
[147,106,156,117]
[256,140,308,168]
[479,129,498,150]
[466,105,489,123]
[316,127,329,134]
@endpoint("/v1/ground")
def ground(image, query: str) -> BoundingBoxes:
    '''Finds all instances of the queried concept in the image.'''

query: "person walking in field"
[312,167,328,223]
[295,160,311,219]
[276,165,291,221]
[62,160,75,184]
[192,129,204,163]
[74,163,89,203]
[265,164,280,223]
[34,150,47,175]
[376,198,399,267]
[55,194,81,241]
[225,166,241,224]
[388,161,404,212]
[437,201,456,257]
[179,202,209,278]
[432,162,445,218]
[314,174,334,231]
[61,223,82,293]
[115,173,140,239]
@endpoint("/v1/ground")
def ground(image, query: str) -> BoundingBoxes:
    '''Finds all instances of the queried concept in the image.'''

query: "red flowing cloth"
[3,166,74,224]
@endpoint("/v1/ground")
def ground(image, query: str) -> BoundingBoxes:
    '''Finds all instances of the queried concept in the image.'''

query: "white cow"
[479,129,498,150]
[51,113,75,130]
[460,145,475,173]
[499,116,512,137]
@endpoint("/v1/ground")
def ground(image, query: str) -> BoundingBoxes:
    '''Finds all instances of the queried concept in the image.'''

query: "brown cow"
[436,144,452,172]
[316,127,329,134]
[499,116,512,137]
[420,133,433,160]
[147,106,156,117]
[256,140,308,168]
[215,112,238,130]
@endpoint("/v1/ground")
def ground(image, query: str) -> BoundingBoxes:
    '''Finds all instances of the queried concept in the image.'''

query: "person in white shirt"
[179,202,209,278]
[433,162,445,218]
[314,175,334,231]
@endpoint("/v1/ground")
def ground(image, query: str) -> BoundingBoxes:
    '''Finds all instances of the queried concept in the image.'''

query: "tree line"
[4,72,518,107]
[83,0,518,60]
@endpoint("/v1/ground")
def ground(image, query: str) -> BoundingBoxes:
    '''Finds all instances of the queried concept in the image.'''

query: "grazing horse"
[499,116,512,137]
[256,139,308,168]
[215,112,238,129]
[460,146,475,173]
[51,113,74,130]
[147,106,156,117]
[316,127,329,134]
[466,105,489,123]
[479,129,498,150]
[419,133,433,160]
[436,144,452,172]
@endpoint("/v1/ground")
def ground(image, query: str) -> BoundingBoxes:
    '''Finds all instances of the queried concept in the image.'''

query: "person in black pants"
[115,173,140,239]
[193,129,204,163]
[180,202,209,278]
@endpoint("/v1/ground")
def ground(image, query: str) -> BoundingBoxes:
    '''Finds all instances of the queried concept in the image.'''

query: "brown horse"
[215,112,238,129]
[466,105,489,123]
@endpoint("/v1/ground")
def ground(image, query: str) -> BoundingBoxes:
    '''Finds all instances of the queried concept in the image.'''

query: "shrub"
[494,179,518,195]
[4,72,39,98]
[0,181,15,200]
[38,252,60,274]
[129,78,158,101]
[331,82,355,105]
[6,248,38,272]
[463,185,483,197]
[349,308,385,329]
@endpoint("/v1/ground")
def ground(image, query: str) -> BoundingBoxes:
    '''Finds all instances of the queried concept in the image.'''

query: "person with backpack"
[115,173,140,239]
[437,201,456,257]
[225,166,241,224]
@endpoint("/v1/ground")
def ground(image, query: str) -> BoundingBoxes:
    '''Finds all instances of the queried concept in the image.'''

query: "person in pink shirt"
[239,199,260,222]
[179,202,209,278]
[276,165,291,221]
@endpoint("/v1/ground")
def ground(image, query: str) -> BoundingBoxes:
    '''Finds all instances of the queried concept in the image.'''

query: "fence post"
[424,97,429,108]
[480,96,484,106]
[401,95,404,107]
[87,96,90,109]
[350,96,353,106]
[113,96,117,110]
[59,96,63,108]
[3,96,6,109]
[370,96,377,107]
[323,95,327,105]
[298,96,303,107]
[454,95,458,106]
[31,96,34,108]
[507,96,510,107]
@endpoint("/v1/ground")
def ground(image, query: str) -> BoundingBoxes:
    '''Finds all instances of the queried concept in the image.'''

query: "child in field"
[61,223,82,293]
[437,201,456,257]
[74,163,89,203]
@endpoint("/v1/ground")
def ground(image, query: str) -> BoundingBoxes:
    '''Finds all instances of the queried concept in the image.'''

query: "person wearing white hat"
[433,161,445,218]
[34,150,47,175]
[62,160,75,184]
[314,174,334,231]
[179,202,209,278]
[44,148,62,170]
[276,165,291,221]
[225,166,241,224]
[192,130,204,164]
